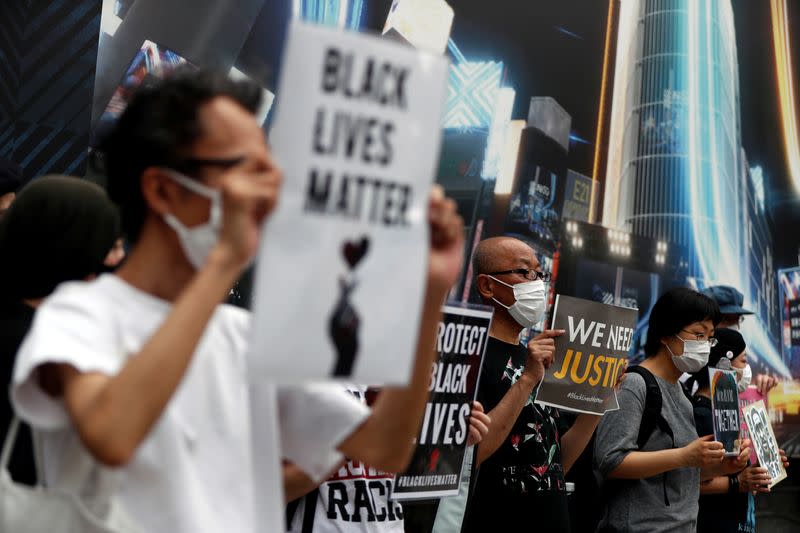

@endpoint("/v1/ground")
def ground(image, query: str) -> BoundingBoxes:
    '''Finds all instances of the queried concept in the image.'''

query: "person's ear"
[476,274,494,301]
[141,167,183,216]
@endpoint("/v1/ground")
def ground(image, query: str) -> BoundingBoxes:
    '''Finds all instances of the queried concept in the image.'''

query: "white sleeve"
[277,383,370,481]
[11,286,123,431]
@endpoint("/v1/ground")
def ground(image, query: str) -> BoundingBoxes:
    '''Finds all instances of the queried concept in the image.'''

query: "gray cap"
[701,285,753,315]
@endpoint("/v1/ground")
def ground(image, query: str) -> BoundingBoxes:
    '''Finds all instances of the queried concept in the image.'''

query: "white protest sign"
[249,20,449,384]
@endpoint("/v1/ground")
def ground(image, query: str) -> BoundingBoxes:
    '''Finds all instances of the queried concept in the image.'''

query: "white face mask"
[162,171,222,270]
[667,335,711,373]
[489,277,546,328]
[736,364,752,392]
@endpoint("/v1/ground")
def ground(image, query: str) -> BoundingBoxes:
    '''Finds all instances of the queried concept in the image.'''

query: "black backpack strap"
[626,366,674,448]
[625,365,674,506]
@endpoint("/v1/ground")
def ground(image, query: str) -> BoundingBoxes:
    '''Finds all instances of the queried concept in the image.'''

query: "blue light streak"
[447,38,466,64]
[569,133,591,145]
[554,26,584,40]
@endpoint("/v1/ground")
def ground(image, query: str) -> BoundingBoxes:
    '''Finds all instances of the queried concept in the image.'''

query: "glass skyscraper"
[604,0,742,284]
[603,0,789,375]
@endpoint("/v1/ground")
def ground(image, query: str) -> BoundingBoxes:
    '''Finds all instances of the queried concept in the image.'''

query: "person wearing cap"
[0,175,123,486]
[0,158,26,215]
[701,286,778,396]
[688,328,790,533]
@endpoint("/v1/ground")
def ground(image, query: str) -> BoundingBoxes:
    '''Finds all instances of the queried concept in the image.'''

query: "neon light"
[569,133,591,145]
[495,120,525,194]
[554,26,584,40]
[298,0,362,29]
[750,166,766,211]
[687,0,711,281]
[447,38,466,64]
[594,0,617,224]
[771,0,800,194]
[443,61,503,129]
[482,88,515,179]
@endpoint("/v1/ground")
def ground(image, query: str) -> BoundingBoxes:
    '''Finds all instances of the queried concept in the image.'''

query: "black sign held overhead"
[393,304,493,500]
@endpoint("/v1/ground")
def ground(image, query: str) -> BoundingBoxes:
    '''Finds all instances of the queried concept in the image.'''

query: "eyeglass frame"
[679,329,719,347]
[486,269,552,282]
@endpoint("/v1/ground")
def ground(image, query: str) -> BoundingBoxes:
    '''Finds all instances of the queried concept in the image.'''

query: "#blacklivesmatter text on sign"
[249,21,449,384]
[535,295,638,415]
[393,304,493,500]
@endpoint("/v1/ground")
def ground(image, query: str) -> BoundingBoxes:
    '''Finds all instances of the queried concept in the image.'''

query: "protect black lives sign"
[709,368,741,456]
[393,304,493,500]
[249,21,449,384]
[535,295,638,415]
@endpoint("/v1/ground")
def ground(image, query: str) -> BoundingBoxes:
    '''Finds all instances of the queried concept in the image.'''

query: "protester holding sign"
[10,70,467,533]
[594,288,751,533]
[688,328,766,533]
[285,388,490,532]
[460,236,611,532]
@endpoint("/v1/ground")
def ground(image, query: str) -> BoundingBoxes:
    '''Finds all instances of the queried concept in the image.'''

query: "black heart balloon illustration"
[342,236,370,269]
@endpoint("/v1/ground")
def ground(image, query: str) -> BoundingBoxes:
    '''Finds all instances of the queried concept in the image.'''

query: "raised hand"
[753,374,779,396]
[426,185,464,294]
[216,158,282,269]
[682,435,725,469]
[524,329,564,384]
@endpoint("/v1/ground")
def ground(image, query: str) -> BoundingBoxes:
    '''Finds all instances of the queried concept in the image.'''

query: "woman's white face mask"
[735,364,752,392]
[665,336,711,373]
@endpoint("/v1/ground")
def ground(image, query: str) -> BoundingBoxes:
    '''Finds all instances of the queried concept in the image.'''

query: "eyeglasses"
[487,269,552,282]
[174,156,245,174]
[680,329,719,346]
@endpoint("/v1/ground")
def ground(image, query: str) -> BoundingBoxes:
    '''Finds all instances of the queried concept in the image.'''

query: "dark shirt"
[692,395,755,533]
[0,300,37,485]
[463,337,571,532]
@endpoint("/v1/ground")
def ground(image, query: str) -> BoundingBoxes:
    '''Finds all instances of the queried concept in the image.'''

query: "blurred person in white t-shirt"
[11,70,465,533]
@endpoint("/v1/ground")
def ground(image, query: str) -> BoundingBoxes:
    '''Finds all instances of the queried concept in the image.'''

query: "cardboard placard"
[534,295,637,415]
[392,304,493,500]
[742,400,787,488]
[738,387,767,464]
[248,21,449,384]
[708,368,741,456]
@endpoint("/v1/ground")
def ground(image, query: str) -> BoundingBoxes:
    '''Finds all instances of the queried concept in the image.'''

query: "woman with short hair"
[593,288,750,533]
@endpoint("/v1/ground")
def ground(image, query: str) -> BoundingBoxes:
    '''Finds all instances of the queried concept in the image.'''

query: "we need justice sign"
[535,295,638,415]
[249,21,449,384]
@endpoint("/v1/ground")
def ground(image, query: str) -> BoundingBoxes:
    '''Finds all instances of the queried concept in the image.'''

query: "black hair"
[0,175,120,300]
[688,328,746,390]
[96,68,262,242]
[644,287,721,357]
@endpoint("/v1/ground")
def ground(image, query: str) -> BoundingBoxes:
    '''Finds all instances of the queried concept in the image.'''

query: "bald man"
[461,236,601,532]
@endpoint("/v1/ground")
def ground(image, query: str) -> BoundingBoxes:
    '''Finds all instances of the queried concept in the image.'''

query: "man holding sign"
[10,70,467,533]
[462,237,614,532]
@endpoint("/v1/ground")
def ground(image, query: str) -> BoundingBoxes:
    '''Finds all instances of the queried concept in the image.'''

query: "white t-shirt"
[289,387,405,533]
[11,274,370,533]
